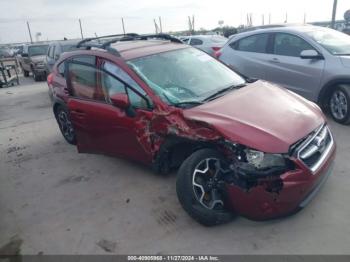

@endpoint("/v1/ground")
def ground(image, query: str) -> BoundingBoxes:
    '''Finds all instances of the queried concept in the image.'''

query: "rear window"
[190,38,203,46]
[62,44,79,52]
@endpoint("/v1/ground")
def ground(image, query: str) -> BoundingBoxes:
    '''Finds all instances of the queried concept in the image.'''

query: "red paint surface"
[50,42,336,220]
[227,145,336,220]
[185,80,325,153]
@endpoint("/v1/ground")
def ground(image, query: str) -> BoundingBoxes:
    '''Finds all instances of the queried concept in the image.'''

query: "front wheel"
[329,85,350,125]
[176,149,235,226]
[56,106,76,145]
[33,71,41,81]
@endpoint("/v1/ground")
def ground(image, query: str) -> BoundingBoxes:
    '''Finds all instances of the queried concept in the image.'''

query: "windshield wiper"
[202,83,246,102]
[172,101,203,108]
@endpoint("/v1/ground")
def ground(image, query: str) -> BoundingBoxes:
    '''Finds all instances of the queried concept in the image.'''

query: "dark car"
[19,44,49,81]
[45,40,81,74]
[47,34,335,226]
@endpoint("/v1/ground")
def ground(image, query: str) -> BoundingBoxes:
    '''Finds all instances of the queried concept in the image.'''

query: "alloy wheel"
[58,110,75,142]
[192,158,225,210]
[330,90,348,120]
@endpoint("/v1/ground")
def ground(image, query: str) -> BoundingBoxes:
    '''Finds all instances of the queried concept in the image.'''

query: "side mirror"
[54,54,60,61]
[300,50,323,59]
[110,93,130,109]
[21,53,28,57]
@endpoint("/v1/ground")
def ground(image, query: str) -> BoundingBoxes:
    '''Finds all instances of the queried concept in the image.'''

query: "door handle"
[71,109,86,118]
[269,58,280,63]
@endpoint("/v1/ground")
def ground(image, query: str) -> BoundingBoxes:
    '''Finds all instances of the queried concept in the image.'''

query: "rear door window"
[67,56,105,101]
[233,34,269,53]
[273,33,315,57]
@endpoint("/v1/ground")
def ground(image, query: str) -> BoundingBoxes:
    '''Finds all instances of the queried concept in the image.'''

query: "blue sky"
[0,0,349,43]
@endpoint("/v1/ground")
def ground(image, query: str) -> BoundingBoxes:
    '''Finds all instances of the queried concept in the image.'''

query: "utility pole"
[303,13,306,24]
[158,17,162,33]
[331,0,338,29]
[121,17,126,34]
[154,19,159,34]
[79,19,84,39]
[269,13,271,24]
[26,21,33,43]
[192,15,195,32]
[262,14,265,25]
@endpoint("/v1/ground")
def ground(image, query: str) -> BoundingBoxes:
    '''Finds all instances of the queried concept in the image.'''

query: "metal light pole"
[79,19,84,39]
[121,18,126,34]
[26,21,33,43]
[158,17,163,33]
[331,0,338,29]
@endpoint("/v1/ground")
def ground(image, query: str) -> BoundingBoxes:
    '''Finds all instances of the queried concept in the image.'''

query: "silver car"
[218,25,350,125]
[181,35,227,56]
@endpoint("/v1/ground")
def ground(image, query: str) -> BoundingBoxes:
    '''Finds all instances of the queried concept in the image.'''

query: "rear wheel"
[176,149,235,226]
[56,106,76,145]
[329,85,350,125]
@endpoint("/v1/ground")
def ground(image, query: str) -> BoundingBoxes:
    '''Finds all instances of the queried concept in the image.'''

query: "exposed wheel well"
[53,102,66,120]
[318,79,350,110]
[153,136,217,174]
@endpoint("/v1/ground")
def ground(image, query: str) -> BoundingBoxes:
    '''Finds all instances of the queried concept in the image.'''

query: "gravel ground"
[0,77,350,255]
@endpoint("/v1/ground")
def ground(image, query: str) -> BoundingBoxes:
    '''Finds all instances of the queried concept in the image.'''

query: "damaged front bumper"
[225,131,336,220]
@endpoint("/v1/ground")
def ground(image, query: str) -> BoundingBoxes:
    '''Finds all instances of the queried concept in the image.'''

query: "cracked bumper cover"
[225,143,336,220]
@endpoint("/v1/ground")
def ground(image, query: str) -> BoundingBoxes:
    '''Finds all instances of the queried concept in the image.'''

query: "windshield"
[127,48,245,105]
[306,28,350,55]
[28,45,48,56]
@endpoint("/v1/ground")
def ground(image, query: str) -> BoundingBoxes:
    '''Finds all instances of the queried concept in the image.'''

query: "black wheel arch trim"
[52,97,68,119]
[318,78,350,108]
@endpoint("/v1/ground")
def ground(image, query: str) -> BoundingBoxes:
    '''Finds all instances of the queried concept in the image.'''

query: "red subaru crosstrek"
[47,34,336,226]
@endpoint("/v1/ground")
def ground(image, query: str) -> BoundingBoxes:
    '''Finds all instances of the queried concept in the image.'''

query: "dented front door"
[69,98,154,164]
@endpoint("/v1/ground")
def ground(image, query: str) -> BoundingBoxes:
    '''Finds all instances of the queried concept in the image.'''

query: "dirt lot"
[1,77,350,255]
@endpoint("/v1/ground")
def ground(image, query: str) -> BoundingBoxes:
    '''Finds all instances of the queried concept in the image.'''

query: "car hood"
[339,56,350,68]
[31,55,46,63]
[184,81,325,153]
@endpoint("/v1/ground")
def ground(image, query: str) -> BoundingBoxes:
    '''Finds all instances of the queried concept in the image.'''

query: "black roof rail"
[134,33,183,43]
[76,33,139,48]
[76,33,183,56]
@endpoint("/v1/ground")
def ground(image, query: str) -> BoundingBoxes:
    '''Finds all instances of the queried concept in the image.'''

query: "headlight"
[245,149,286,169]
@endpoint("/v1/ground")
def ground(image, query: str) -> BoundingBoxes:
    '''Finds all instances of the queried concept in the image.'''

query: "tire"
[176,148,235,226]
[23,70,29,77]
[329,85,350,125]
[55,106,77,145]
[33,71,41,82]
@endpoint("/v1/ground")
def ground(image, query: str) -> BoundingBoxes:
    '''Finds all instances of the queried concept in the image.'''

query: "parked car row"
[47,33,336,226]
[179,35,228,56]
[18,40,80,81]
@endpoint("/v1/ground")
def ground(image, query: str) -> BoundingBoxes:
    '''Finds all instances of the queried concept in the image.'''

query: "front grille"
[293,124,334,173]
